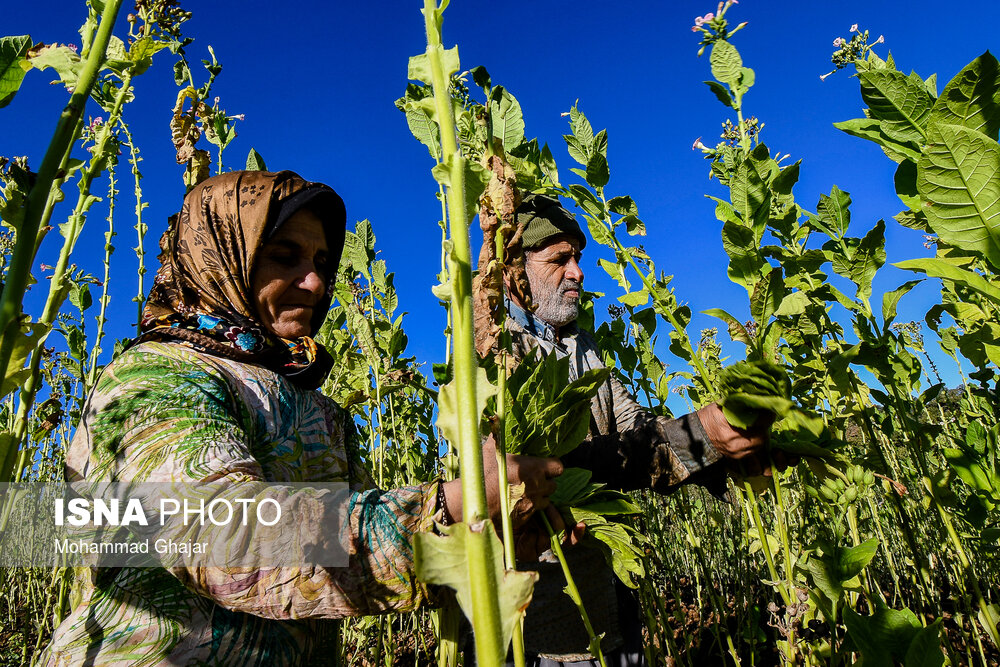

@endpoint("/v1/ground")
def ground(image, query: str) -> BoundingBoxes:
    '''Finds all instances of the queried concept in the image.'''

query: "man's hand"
[697,402,786,476]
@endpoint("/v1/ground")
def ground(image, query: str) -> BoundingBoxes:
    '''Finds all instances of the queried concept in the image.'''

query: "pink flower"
[874,35,884,44]
[704,12,715,21]
[40,263,54,271]
[692,137,708,150]
[833,37,845,47]
[849,24,858,32]
[67,44,78,53]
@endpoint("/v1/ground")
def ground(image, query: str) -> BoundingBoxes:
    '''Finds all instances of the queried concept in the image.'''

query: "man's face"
[524,235,584,327]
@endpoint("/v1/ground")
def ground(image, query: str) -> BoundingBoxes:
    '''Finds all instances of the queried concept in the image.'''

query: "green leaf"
[470,65,491,92]
[585,152,609,189]
[814,186,852,239]
[550,468,593,506]
[730,159,768,233]
[775,290,811,317]
[0,322,45,399]
[27,43,83,88]
[833,117,922,163]
[0,35,31,108]
[832,220,887,303]
[710,40,742,86]
[245,148,267,171]
[539,143,560,187]
[904,621,945,667]
[703,80,733,108]
[858,69,933,144]
[585,216,614,248]
[489,86,525,153]
[882,279,922,326]
[843,605,922,663]
[928,51,1000,140]
[404,104,442,160]
[722,221,764,291]
[567,185,604,220]
[607,196,637,216]
[840,537,880,581]
[703,308,752,345]
[917,123,1000,269]
[618,291,648,307]
[437,365,496,449]
[750,267,784,327]
[894,258,1000,306]
[414,522,537,663]
[569,104,594,145]
[458,159,490,222]
[622,215,645,237]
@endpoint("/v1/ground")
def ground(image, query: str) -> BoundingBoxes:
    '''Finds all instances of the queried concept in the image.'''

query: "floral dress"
[38,341,440,666]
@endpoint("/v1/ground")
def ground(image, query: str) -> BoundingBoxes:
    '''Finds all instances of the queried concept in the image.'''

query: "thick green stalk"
[423,2,504,662]
[0,0,124,387]
[541,513,608,667]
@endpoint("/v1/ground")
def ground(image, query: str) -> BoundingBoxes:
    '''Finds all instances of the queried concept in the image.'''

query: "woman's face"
[252,209,330,339]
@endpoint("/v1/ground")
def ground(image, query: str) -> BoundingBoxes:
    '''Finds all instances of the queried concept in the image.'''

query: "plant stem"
[0,0,124,388]
[540,513,608,667]
[423,2,504,663]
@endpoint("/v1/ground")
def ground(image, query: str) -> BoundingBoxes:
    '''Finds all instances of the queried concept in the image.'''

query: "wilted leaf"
[27,43,83,88]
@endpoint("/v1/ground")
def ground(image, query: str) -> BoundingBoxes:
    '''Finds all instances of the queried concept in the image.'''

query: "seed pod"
[820,485,839,502]
[863,471,875,486]
[844,487,858,504]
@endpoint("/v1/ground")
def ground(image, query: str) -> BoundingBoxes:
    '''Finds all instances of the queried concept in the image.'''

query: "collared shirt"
[504,302,722,661]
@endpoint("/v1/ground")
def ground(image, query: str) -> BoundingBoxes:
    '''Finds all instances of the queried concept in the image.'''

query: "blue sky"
[5,1,998,398]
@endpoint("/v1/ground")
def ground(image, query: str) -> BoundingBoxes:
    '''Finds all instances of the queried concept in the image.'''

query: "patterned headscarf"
[134,170,346,390]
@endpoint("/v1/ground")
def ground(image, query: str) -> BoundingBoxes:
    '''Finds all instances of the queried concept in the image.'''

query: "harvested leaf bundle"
[502,349,610,458]
[717,360,793,429]
[717,359,844,462]
[501,351,645,586]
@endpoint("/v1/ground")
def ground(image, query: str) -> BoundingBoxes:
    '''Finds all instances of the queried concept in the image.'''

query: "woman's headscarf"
[134,170,346,390]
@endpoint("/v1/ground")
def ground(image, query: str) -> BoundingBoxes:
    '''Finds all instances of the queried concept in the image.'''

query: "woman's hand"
[439,435,564,530]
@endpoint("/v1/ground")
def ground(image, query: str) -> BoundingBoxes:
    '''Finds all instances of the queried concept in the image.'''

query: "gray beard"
[532,280,580,328]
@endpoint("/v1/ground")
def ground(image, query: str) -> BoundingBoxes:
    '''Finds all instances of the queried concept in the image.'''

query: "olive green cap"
[516,194,587,250]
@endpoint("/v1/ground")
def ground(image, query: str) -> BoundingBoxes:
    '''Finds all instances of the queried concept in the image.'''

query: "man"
[486,193,771,666]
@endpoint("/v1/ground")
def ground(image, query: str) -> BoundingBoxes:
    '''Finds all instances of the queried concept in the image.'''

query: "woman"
[39,170,561,666]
